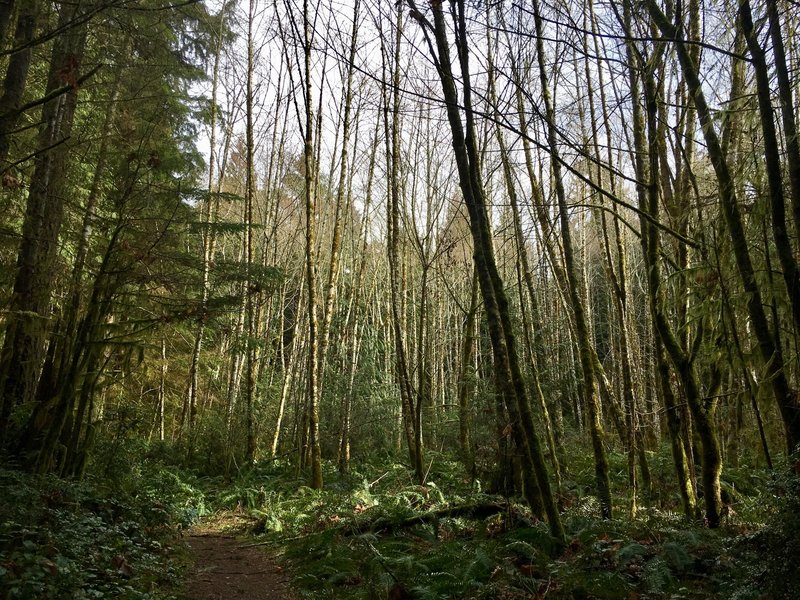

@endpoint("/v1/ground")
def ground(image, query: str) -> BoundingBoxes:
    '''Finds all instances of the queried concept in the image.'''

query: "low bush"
[0,462,206,599]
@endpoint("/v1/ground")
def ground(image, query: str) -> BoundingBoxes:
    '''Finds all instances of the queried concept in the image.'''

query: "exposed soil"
[182,518,297,600]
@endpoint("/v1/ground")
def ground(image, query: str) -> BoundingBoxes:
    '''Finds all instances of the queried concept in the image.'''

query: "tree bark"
[185,2,230,442]
[413,0,565,543]
[0,2,91,449]
[0,0,15,47]
[646,0,800,456]
[628,1,722,526]
[0,0,39,166]
[383,4,421,482]
[457,270,479,475]
[738,0,800,338]
[528,0,612,519]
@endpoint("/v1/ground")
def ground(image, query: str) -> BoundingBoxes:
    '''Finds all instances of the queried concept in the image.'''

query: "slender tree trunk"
[617,1,698,520]
[627,1,722,526]
[271,282,305,458]
[0,0,15,47]
[243,0,258,466]
[338,122,377,474]
[25,218,122,472]
[185,3,230,442]
[457,270,479,475]
[414,0,564,543]
[658,335,697,518]
[763,0,800,241]
[646,0,800,456]
[491,86,562,496]
[159,338,166,442]
[299,0,322,489]
[383,5,421,481]
[38,67,123,465]
[226,283,247,428]
[739,0,800,338]
[528,0,612,519]
[585,0,648,510]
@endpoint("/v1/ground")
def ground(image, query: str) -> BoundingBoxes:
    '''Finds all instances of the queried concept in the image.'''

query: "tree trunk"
[185,3,230,442]
[763,0,800,241]
[646,0,800,456]
[627,1,722,526]
[0,2,91,450]
[528,0,612,519]
[298,0,322,489]
[0,0,16,47]
[383,5,421,482]
[739,0,800,337]
[0,0,38,165]
[414,0,565,543]
[457,270,479,475]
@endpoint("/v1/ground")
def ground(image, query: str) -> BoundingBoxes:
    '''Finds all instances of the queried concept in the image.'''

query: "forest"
[1,0,800,598]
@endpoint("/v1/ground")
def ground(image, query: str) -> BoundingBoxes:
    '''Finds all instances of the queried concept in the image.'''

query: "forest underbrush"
[223,447,798,600]
[0,456,204,599]
[5,436,796,599]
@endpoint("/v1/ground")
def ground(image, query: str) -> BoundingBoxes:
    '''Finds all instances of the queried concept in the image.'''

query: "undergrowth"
[211,447,797,600]
[0,461,207,599]
[2,438,796,599]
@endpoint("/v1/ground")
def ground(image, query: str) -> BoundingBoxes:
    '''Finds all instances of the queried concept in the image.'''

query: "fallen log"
[242,501,537,547]
[344,501,521,536]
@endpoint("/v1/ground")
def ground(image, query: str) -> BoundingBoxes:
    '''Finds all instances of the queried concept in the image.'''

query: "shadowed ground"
[183,523,296,600]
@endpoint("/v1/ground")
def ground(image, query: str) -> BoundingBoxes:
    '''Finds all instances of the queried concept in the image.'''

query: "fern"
[617,542,648,565]
[642,556,674,594]
[504,539,539,560]
[661,541,693,573]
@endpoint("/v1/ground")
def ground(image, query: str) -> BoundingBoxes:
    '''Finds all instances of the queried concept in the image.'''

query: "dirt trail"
[183,521,297,600]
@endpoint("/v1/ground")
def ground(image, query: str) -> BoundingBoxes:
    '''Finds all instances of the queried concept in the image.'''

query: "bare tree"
[409,0,564,543]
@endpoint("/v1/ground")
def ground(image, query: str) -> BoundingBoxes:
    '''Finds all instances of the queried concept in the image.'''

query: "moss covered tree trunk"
[413,0,565,543]
[0,2,91,452]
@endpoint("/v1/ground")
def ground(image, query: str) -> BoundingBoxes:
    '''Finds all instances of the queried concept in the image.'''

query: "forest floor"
[3,455,798,599]
[182,515,297,600]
